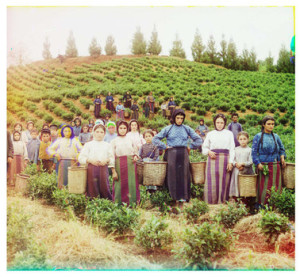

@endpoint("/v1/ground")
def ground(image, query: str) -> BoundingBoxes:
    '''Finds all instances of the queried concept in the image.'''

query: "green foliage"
[258,208,289,244]
[169,34,186,59]
[214,201,248,228]
[131,27,147,55]
[189,151,207,162]
[190,183,204,199]
[65,31,78,57]
[148,188,173,214]
[147,26,162,55]
[52,189,87,217]
[183,199,209,223]
[105,35,117,55]
[27,172,57,204]
[85,198,140,235]
[89,37,101,57]
[134,215,173,249]
[22,163,38,176]
[268,187,295,219]
[176,222,235,269]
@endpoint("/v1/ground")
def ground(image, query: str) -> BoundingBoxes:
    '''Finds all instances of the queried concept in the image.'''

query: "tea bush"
[214,201,248,228]
[85,198,140,234]
[134,215,173,249]
[268,187,295,219]
[183,199,209,223]
[175,222,235,269]
[258,208,289,244]
[190,183,204,199]
[148,188,173,214]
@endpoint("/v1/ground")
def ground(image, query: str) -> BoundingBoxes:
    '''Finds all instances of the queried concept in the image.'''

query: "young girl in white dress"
[126,120,145,151]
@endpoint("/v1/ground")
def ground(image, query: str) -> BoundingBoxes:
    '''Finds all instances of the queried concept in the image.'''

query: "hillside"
[7,55,295,160]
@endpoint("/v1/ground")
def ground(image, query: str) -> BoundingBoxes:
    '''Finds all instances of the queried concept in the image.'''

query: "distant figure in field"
[196,119,209,141]
[123,91,132,109]
[94,95,102,119]
[227,113,243,147]
[130,101,139,120]
[147,92,155,113]
[168,97,176,117]
[116,101,125,120]
[105,92,115,112]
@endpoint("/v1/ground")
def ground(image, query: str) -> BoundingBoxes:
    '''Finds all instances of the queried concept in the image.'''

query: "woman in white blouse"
[126,120,145,151]
[202,113,235,204]
[78,124,116,199]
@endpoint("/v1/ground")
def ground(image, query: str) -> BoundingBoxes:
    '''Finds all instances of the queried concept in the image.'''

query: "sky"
[7,5,294,66]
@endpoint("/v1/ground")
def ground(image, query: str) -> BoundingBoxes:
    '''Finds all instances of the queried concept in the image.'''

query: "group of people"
[94,92,177,121]
[7,109,286,210]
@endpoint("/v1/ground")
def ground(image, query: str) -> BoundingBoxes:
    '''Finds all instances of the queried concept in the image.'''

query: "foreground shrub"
[183,199,208,223]
[52,188,87,217]
[175,222,235,269]
[85,198,140,235]
[134,216,173,249]
[268,187,295,219]
[190,183,204,199]
[148,188,173,214]
[258,208,289,244]
[214,201,248,228]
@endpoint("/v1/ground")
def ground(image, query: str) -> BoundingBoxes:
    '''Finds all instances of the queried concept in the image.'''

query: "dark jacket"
[7,131,14,158]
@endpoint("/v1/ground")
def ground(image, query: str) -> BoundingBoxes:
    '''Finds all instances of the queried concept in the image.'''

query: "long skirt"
[149,102,155,113]
[164,147,191,201]
[256,162,282,205]
[113,156,140,205]
[131,110,139,120]
[204,149,231,204]
[94,104,101,118]
[57,159,76,189]
[144,107,150,118]
[8,155,24,185]
[124,100,132,108]
[87,164,112,199]
[116,110,124,120]
[106,101,114,112]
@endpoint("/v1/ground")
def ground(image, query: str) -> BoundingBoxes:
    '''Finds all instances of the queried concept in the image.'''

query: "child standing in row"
[130,101,139,120]
[11,123,28,145]
[104,121,117,143]
[25,121,35,141]
[48,125,83,189]
[110,121,140,206]
[78,124,115,199]
[38,129,53,173]
[126,120,145,151]
[73,118,82,137]
[116,101,125,120]
[79,124,92,145]
[27,128,40,164]
[8,131,29,186]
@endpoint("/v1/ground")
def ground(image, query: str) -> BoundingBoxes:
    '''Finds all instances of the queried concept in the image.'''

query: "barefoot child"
[78,124,116,199]
[8,131,29,186]
[48,125,83,188]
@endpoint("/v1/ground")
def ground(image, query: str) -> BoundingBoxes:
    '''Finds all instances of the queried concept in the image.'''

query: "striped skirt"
[256,162,282,205]
[116,110,124,120]
[8,155,24,185]
[204,149,231,204]
[87,164,112,199]
[57,159,76,189]
[113,156,140,206]
[164,147,191,201]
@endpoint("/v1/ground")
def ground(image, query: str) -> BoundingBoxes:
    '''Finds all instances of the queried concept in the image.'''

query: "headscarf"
[171,109,186,126]
[213,113,227,131]
[128,119,140,132]
[12,130,21,141]
[106,121,116,128]
[61,125,75,139]
[259,116,277,153]
[95,119,105,126]
[14,123,23,131]
[116,120,128,136]
[92,124,106,135]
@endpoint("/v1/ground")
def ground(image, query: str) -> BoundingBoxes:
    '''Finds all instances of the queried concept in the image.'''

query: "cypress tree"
[42,37,52,60]
[169,34,186,59]
[65,31,78,57]
[105,35,117,55]
[147,26,162,55]
[89,37,101,57]
[191,28,205,62]
[131,27,147,55]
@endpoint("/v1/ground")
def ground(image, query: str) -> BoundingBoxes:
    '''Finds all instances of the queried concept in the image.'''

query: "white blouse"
[48,137,83,159]
[11,132,28,145]
[202,129,235,163]
[110,136,139,157]
[12,140,28,160]
[126,131,145,150]
[78,140,115,168]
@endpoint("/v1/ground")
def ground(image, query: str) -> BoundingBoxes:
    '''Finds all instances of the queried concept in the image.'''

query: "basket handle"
[70,161,78,168]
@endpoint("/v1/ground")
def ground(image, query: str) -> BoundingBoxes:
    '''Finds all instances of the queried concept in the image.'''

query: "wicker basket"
[136,161,144,185]
[143,161,167,186]
[124,111,130,118]
[190,162,206,184]
[166,110,171,116]
[238,174,257,197]
[154,102,159,108]
[68,165,87,194]
[89,105,95,112]
[282,163,295,189]
[149,111,154,119]
[15,174,30,193]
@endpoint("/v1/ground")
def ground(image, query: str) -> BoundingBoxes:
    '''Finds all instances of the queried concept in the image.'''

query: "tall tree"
[249,48,258,71]
[89,37,101,57]
[265,52,276,73]
[218,34,227,67]
[205,35,219,64]
[191,28,205,62]
[42,37,52,60]
[65,31,78,57]
[147,26,162,55]
[227,38,239,70]
[276,45,294,73]
[169,34,186,59]
[240,48,250,71]
[105,35,117,55]
[131,27,147,55]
